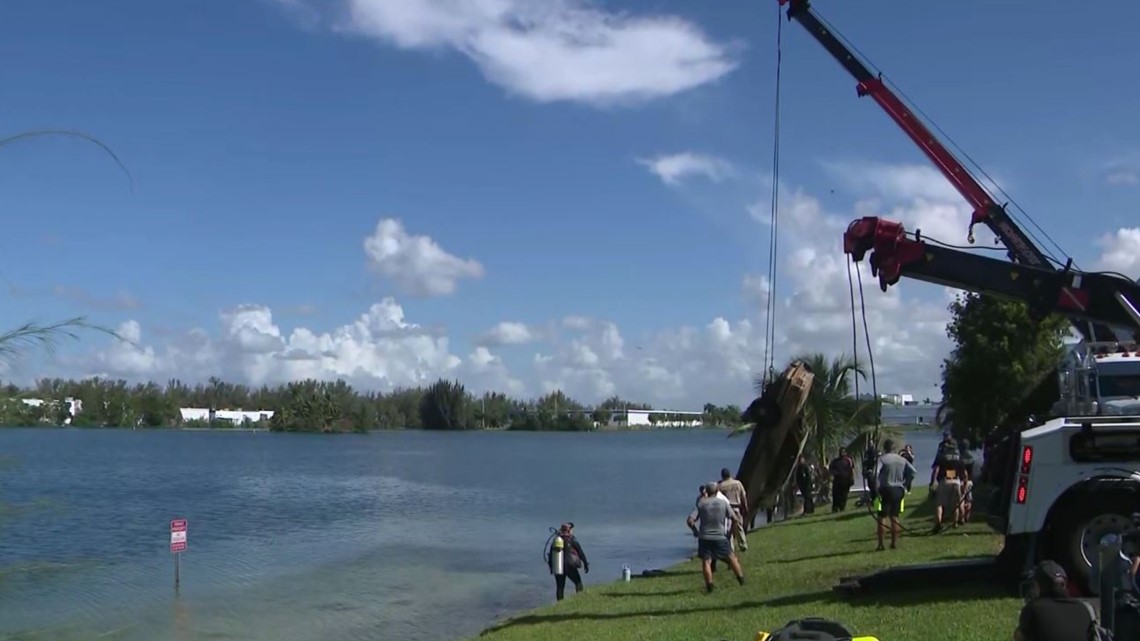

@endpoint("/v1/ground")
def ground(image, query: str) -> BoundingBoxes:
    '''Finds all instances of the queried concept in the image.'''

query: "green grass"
[476,488,1022,641]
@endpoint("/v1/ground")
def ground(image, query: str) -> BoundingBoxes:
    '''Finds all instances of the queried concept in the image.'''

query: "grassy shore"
[477,488,1022,641]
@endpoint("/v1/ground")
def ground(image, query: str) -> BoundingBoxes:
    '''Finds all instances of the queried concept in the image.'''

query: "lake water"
[0,428,944,641]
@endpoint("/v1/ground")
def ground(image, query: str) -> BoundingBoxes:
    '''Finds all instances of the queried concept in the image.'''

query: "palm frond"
[0,317,124,365]
[0,129,133,191]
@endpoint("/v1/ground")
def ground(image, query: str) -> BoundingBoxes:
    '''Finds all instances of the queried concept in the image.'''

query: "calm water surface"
[0,428,945,641]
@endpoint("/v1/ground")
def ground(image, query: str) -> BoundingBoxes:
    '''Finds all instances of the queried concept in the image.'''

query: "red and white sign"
[170,519,188,553]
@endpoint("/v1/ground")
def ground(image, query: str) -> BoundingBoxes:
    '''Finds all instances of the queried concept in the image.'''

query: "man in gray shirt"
[687,482,746,593]
[874,439,917,551]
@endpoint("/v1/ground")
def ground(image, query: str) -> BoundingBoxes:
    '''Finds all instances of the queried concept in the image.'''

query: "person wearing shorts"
[934,456,965,532]
[875,439,916,551]
[687,482,745,593]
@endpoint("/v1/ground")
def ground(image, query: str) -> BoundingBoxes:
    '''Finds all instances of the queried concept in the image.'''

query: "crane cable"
[855,264,880,444]
[760,3,784,384]
[847,261,973,536]
[847,261,926,536]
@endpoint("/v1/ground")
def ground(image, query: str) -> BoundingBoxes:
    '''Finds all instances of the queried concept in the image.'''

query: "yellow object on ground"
[754,632,879,641]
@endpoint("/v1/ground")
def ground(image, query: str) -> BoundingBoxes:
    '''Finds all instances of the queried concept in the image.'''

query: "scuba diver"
[859,441,880,507]
[547,522,589,601]
[795,455,815,515]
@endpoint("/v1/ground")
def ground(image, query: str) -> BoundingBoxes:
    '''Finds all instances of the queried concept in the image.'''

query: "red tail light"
[1016,477,1029,504]
[1015,445,1033,504]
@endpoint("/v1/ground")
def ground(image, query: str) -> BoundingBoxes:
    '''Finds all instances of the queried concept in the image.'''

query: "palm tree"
[732,353,886,508]
[732,353,885,457]
[733,352,870,430]
[0,317,119,368]
[797,353,873,466]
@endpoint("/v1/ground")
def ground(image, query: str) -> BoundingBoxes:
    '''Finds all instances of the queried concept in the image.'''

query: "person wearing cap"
[687,482,746,593]
[1014,560,1098,641]
[692,485,725,573]
[717,467,749,551]
[929,430,956,486]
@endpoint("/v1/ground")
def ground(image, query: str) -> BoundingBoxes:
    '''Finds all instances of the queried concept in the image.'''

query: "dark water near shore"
[0,428,943,641]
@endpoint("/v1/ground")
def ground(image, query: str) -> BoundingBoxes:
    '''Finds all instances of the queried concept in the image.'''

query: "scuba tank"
[550,534,565,576]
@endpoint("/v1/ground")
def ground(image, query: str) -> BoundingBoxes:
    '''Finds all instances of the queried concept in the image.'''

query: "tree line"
[0,376,748,433]
[0,293,1080,443]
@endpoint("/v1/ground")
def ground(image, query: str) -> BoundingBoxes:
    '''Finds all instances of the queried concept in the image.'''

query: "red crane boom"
[780,0,1140,341]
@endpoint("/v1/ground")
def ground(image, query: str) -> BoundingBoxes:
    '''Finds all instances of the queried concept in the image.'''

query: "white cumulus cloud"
[53,162,1121,412]
[1095,227,1140,279]
[638,152,735,187]
[1103,153,1140,186]
[284,0,739,107]
[88,298,470,392]
[478,321,536,346]
[364,218,485,297]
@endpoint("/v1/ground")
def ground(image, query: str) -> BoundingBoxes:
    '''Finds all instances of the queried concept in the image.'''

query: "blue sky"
[0,0,1137,408]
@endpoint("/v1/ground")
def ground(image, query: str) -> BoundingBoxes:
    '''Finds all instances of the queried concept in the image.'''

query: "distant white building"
[605,409,703,428]
[880,393,915,406]
[20,397,83,423]
[878,393,939,426]
[179,408,274,425]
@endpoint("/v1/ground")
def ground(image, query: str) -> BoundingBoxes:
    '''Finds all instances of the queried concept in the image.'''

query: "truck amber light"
[1016,477,1029,504]
[1021,446,1033,474]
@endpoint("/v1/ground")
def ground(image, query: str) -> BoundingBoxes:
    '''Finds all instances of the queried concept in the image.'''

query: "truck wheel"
[1049,493,1134,594]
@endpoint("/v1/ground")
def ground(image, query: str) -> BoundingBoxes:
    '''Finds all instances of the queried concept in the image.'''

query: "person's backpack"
[563,535,583,569]
[1079,600,1115,641]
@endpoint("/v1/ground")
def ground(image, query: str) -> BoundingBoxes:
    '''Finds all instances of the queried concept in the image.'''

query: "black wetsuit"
[862,447,879,500]
[549,535,588,600]
[828,455,855,512]
[899,449,915,491]
[795,463,814,514]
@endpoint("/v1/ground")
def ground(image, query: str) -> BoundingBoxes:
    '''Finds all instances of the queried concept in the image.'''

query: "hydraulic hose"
[540,527,558,564]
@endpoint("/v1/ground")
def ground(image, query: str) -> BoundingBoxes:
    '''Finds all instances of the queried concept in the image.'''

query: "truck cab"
[982,342,1140,594]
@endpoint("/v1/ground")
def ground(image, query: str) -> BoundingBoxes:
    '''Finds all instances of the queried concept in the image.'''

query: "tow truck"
[779,0,1140,594]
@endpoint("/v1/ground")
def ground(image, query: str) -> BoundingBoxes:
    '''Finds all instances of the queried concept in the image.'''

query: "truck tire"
[1048,491,1135,595]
